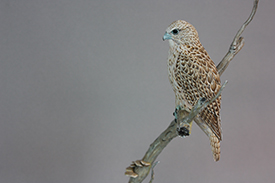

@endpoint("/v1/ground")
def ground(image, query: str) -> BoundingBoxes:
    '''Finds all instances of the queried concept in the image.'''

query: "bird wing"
[174,49,222,140]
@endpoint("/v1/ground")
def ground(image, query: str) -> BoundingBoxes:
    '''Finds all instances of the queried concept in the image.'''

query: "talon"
[177,126,190,137]
[177,127,189,137]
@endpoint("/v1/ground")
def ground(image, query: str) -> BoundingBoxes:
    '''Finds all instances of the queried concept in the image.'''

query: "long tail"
[210,134,220,161]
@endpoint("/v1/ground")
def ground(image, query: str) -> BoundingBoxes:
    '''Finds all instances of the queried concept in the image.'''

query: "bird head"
[163,20,199,46]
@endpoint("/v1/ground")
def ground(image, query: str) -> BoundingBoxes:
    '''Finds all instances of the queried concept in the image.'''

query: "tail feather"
[210,134,220,161]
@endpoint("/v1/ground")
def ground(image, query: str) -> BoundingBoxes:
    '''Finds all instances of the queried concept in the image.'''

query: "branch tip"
[127,1,258,182]
[217,0,259,75]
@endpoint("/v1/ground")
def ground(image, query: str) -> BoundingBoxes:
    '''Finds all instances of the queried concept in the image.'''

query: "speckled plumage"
[163,20,222,161]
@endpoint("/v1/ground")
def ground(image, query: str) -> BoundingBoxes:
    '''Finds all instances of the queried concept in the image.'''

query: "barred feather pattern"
[164,20,222,161]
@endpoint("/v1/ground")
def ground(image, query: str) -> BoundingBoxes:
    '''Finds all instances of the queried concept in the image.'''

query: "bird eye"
[171,29,179,35]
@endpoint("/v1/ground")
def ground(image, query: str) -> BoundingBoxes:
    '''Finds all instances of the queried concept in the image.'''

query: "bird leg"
[172,105,179,122]
[175,98,206,137]
[173,105,191,137]
[176,80,228,138]
[175,108,190,137]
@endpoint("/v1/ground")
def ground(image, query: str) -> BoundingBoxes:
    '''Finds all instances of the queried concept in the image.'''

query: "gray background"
[0,0,274,183]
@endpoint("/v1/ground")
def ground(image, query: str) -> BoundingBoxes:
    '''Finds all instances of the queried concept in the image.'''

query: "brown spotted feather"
[164,20,222,161]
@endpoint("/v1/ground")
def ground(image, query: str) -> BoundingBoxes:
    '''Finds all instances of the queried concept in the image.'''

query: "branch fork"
[126,1,259,182]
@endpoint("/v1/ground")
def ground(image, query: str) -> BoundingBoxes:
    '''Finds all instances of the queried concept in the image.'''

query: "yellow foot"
[125,160,150,178]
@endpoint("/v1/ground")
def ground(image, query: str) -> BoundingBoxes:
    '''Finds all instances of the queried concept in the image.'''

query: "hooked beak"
[163,32,172,41]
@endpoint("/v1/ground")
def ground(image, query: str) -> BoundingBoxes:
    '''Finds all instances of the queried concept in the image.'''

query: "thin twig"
[149,161,160,183]
[216,0,259,75]
[128,82,227,183]
[128,120,178,183]
[126,1,259,182]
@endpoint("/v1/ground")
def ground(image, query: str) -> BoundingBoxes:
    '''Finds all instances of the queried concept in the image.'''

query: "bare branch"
[128,120,178,183]
[177,81,228,132]
[126,1,259,182]
[127,81,227,183]
[149,161,160,183]
[217,0,259,75]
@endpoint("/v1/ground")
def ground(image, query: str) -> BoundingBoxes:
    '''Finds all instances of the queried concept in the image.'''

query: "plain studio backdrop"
[0,0,274,183]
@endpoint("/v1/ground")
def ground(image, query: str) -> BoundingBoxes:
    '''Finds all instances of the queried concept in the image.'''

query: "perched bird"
[163,20,222,161]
